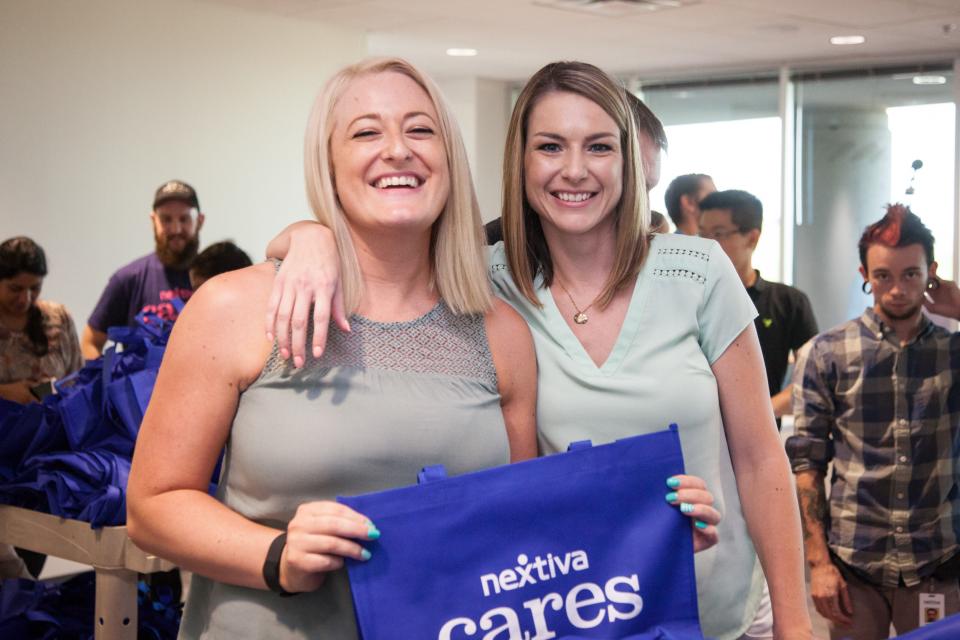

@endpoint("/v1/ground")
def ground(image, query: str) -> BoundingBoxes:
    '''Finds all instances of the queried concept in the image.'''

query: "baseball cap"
[153,180,200,210]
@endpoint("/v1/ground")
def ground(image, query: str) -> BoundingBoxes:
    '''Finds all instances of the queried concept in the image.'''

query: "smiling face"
[860,243,935,322]
[523,90,623,241]
[329,71,450,236]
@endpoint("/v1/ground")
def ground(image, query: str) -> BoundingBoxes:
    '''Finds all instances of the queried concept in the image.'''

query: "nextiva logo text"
[438,550,644,639]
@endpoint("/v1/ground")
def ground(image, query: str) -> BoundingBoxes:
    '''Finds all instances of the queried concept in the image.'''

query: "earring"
[927,278,941,291]
[861,281,872,294]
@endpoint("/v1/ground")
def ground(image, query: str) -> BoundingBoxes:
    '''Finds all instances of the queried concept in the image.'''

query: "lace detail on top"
[651,267,707,284]
[656,247,710,262]
[651,244,710,285]
[262,302,497,388]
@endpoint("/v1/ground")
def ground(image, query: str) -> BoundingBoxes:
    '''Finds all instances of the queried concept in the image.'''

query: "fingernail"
[360,549,372,561]
[367,524,381,540]
[665,492,678,503]
[313,347,323,358]
[266,332,274,342]
[695,520,708,530]
[294,356,304,368]
[666,476,680,489]
[281,348,290,359]
[680,503,695,514]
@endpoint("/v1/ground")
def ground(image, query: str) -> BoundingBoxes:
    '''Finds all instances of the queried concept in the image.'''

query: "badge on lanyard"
[919,592,945,626]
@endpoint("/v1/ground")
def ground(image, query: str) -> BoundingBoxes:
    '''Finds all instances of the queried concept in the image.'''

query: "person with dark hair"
[0,236,82,405]
[665,173,715,235]
[81,180,204,359]
[699,190,817,419]
[189,240,253,289]
[649,210,670,234]
[484,90,667,244]
[788,204,960,638]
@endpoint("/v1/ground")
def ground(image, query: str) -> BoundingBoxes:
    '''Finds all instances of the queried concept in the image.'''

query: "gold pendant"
[573,312,589,324]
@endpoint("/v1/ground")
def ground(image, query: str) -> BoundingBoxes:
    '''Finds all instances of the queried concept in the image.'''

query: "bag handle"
[417,465,448,485]
[566,440,593,452]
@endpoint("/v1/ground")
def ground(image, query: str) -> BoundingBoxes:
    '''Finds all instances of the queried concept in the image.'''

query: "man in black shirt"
[699,189,818,420]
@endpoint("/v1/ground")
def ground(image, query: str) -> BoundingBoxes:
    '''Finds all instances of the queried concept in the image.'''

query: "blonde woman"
[126,58,538,639]
[266,61,810,639]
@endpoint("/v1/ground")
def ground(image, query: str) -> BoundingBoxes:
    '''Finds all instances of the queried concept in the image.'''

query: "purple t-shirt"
[88,253,193,330]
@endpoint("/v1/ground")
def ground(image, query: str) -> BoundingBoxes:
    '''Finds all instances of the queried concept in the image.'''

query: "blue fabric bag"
[338,426,703,640]
[898,613,960,639]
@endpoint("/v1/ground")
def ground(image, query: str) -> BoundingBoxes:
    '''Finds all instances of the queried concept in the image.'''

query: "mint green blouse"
[489,233,764,640]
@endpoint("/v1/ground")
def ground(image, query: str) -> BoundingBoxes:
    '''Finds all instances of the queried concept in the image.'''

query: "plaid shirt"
[790,308,960,588]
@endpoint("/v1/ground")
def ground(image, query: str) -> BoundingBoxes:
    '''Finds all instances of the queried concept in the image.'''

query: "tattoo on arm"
[797,484,828,542]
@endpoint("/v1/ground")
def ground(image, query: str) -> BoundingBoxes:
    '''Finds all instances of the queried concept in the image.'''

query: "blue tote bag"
[338,426,703,640]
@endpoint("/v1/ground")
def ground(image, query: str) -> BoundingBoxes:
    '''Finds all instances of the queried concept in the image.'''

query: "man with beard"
[81,180,203,358]
[787,205,960,639]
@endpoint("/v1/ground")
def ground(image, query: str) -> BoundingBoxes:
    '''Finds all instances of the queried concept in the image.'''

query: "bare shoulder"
[187,261,276,313]
[167,262,277,387]
[484,297,536,397]
[483,297,533,353]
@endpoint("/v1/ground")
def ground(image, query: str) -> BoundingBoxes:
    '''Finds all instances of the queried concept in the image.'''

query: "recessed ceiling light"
[830,35,866,45]
[446,48,478,57]
[913,75,947,85]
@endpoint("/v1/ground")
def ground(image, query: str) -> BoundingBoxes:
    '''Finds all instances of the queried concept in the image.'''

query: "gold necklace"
[556,279,602,325]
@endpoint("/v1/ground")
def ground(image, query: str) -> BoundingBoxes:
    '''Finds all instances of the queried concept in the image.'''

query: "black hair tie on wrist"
[262,532,297,597]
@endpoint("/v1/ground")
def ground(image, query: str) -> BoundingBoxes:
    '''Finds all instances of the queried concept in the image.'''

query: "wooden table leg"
[94,568,138,640]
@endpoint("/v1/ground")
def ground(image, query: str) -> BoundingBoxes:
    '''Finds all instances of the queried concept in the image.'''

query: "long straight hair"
[303,57,492,315]
[502,61,650,308]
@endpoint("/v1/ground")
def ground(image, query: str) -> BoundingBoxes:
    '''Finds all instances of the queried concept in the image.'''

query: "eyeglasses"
[699,227,744,241]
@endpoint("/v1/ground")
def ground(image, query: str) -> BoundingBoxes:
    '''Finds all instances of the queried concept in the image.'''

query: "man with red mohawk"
[787,204,960,638]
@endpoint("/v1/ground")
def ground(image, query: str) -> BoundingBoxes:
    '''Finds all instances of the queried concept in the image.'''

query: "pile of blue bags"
[0,572,181,639]
[0,317,171,527]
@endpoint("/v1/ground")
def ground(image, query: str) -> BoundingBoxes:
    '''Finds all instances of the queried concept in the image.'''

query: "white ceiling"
[202,0,960,80]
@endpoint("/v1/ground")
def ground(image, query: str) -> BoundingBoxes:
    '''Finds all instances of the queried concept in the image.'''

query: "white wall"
[0,0,365,326]
[436,76,512,222]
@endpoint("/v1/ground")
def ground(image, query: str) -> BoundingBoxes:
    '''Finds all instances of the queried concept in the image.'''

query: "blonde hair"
[303,57,491,314]
[502,61,650,308]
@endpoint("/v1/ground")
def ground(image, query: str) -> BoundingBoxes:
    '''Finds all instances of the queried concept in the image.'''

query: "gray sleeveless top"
[178,302,508,640]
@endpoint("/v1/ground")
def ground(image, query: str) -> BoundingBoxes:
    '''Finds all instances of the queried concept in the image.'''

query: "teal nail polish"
[665,492,678,503]
[666,477,680,489]
[680,503,694,514]
[361,549,372,561]
[695,520,708,530]
[367,524,381,540]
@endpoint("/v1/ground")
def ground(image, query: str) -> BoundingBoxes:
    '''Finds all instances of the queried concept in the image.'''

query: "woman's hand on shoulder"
[664,474,721,553]
[485,298,538,463]
[280,501,379,593]
[264,221,348,368]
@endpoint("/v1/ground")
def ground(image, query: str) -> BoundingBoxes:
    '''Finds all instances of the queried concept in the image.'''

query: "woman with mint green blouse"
[264,61,811,640]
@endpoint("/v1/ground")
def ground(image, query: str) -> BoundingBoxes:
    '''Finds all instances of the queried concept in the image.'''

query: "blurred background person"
[699,190,817,420]
[81,180,203,359]
[0,235,83,579]
[665,173,716,235]
[189,241,253,289]
[0,236,82,404]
